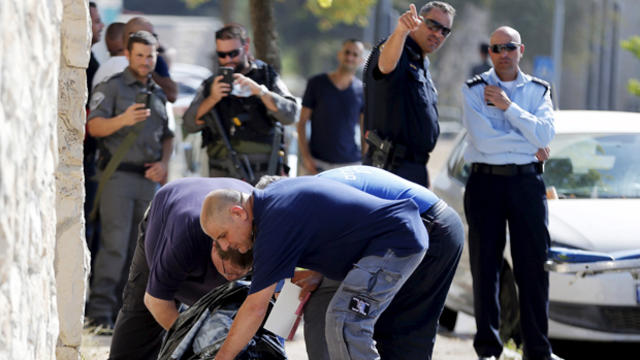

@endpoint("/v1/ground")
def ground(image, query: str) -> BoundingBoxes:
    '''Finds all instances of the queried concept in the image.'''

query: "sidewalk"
[80,314,477,359]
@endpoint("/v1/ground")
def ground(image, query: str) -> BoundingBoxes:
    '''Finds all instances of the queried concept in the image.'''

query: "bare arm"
[378,4,422,74]
[152,73,178,103]
[143,292,179,330]
[144,136,173,184]
[297,107,317,174]
[87,103,149,138]
[214,284,277,360]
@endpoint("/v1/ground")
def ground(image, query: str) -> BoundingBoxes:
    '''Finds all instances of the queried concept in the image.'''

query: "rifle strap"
[89,123,144,221]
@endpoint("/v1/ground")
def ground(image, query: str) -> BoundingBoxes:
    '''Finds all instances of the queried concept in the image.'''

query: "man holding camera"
[183,23,299,183]
[362,1,455,187]
[85,30,174,331]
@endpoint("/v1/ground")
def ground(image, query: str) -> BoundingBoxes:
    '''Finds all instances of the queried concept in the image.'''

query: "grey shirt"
[89,68,174,165]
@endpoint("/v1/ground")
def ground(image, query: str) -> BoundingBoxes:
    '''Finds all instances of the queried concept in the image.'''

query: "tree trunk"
[249,0,281,72]
[221,0,234,24]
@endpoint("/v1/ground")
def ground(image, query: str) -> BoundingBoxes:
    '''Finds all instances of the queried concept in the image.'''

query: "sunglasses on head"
[490,43,520,53]
[424,18,451,37]
[217,48,241,59]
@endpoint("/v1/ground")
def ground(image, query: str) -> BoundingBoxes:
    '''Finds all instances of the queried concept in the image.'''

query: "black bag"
[157,281,287,360]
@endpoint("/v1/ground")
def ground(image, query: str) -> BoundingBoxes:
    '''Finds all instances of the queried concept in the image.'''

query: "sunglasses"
[217,48,241,59]
[490,43,520,53]
[424,18,451,37]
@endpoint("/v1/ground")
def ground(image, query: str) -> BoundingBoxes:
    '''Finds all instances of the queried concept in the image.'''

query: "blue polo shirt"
[363,36,440,163]
[317,165,440,213]
[249,177,427,294]
[302,73,363,163]
[144,177,253,305]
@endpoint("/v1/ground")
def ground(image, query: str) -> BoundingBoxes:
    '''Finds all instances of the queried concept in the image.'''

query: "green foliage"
[182,0,211,9]
[621,36,640,97]
[305,0,376,30]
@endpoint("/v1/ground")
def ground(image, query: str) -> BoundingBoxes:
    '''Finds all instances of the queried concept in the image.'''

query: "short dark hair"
[127,30,157,52]
[343,38,363,46]
[89,1,97,8]
[215,23,249,45]
[420,1,456,18]
[213,240,254,269]
[480,42,489,55]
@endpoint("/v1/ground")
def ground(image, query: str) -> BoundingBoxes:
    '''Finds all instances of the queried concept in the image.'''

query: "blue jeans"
[325,249,426,360]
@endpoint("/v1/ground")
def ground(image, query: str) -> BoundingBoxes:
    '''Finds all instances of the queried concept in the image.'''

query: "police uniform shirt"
[363,36,440,163]
[461,68,555,165]
[89,68,174,165]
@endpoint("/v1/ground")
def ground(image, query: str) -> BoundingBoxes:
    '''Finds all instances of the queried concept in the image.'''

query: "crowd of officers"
[84,1,558,360]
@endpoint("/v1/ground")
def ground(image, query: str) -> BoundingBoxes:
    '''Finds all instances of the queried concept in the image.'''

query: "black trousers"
[464,171,552,360]
[109,217,165,360]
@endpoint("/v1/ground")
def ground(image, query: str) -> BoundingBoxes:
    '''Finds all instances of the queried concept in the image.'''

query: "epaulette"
[465,75,487,88]
[530,76,551,96]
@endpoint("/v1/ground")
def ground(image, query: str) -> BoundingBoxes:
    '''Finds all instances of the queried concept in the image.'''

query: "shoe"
[84,316,114,336]
[550,354,564,360]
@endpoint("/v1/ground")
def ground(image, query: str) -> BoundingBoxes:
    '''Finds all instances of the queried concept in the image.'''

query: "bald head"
[490,26,521,44]
[202,189,240,226]
[489,26,524,81]
[123,17,154,50]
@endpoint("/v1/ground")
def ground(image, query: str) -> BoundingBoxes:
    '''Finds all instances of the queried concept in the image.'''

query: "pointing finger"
[410,3,417,18]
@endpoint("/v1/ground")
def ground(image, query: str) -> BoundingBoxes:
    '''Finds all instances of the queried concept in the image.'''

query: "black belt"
[471,162,543,176]
[421,200,447,233]
[116,162,147,175]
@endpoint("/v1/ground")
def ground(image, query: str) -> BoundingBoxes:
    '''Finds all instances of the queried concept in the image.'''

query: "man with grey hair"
[462,26,555,360]
[363,1,455,187]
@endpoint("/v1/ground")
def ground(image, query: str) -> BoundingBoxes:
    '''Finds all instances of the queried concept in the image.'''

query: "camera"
[218,66,235,89]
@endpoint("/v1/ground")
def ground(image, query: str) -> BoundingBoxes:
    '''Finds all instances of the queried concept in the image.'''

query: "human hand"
[209,75,231,104]
[121,103,150,126]
[395,4,423,35]
[536,147,550,161]
[144,161,168,184]
[484,85,512,111]
[292,269,323,300]
[232,73,262,97]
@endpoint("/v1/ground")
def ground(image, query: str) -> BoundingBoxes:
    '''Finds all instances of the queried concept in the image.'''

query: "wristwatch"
[258,85,268,97]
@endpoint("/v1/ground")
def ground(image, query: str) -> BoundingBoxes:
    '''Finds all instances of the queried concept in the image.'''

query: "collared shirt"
[88,68,174,165]
[461,68,555,165]
[363,36,440,163]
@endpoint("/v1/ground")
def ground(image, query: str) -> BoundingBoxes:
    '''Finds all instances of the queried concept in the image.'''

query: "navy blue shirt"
[302,74,363,163]
[144,177,253,305]
[363,36,440,163]
[317,165,440,213]
[249,177,427,294]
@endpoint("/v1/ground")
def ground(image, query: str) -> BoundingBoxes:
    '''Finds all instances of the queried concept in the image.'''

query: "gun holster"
[364,130,405,170]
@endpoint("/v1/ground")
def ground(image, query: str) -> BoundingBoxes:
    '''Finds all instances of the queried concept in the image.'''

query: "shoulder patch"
[465,75,487,88]
[530,76,551,96]
[89,92,105,111]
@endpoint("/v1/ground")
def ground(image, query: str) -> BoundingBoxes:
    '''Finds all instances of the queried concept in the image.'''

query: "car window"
[543,133,640,199]
[448,135,470,184]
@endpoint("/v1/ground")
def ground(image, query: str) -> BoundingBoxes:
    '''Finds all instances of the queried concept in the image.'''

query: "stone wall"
[56,0,92,359]
[0,0,90,359]
[0,1,63,359]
